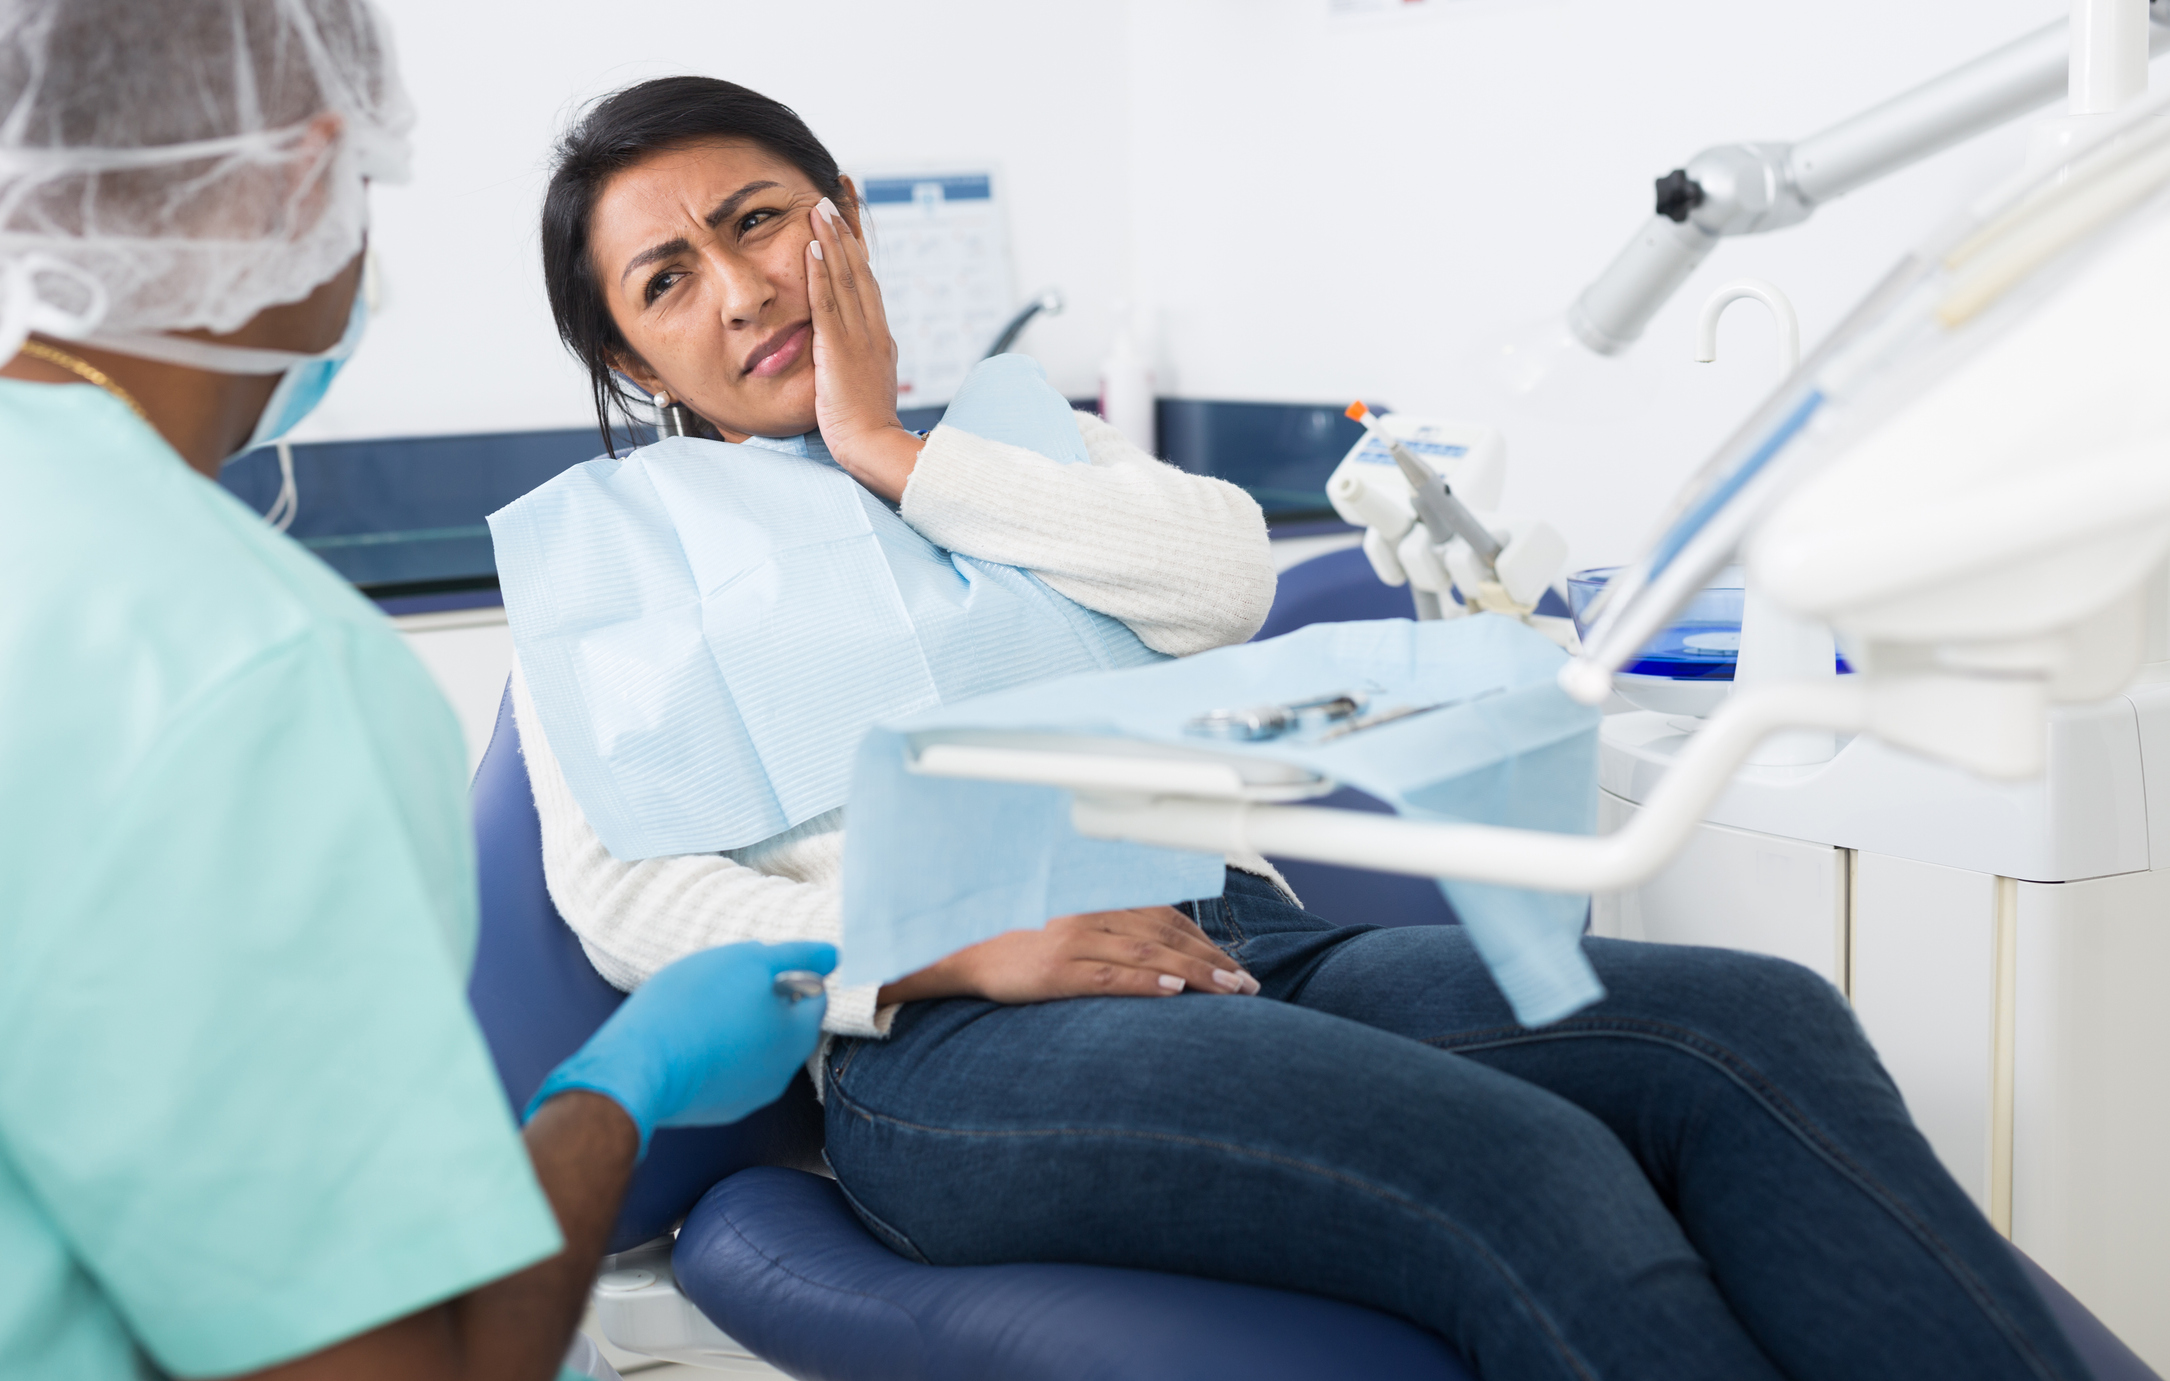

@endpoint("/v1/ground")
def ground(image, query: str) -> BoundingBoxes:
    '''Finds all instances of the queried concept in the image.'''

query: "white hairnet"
[0,0,412,358]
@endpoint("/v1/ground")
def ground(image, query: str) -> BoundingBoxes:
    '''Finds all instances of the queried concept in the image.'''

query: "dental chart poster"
[861,173,1014,409]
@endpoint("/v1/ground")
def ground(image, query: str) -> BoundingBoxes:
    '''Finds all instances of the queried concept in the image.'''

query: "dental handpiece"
[1345,403,1504,570]
[773,971,827,1002]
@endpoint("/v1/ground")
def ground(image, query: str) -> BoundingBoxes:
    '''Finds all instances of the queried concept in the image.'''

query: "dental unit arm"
[917,86,2170,904]
[1328,406,1571,626]
[1569,2,2170,355]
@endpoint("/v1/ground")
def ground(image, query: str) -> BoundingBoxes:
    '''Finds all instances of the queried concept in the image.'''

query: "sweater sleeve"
[510,669,891,1038]
[898,409,1276,656]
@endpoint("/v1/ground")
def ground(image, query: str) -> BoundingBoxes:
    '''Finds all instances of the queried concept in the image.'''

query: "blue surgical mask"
[83,290,370,462]
[229,294,367,460]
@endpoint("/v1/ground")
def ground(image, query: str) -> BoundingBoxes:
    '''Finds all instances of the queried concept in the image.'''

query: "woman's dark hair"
[541,76,848,455]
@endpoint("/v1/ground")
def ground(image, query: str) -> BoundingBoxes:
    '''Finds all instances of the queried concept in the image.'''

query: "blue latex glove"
[525,940,835,1157]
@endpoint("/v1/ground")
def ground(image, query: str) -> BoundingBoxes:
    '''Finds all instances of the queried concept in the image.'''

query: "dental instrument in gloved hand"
[773,970,827,1001]
[525,940,836,1157]
[1345,402,1504,572]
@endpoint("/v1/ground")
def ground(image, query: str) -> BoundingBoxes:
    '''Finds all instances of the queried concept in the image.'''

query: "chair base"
[592,1237,778,1373]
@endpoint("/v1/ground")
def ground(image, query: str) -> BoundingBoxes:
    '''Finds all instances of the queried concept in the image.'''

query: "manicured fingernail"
[1211,968,1243,992]
[809,239,824,260]
[1158,974,1185,992]
[818,196,840,222]
[1241,973,1261,995]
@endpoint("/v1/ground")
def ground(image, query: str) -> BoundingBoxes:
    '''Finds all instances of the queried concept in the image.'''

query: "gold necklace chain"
[14,340,152,424]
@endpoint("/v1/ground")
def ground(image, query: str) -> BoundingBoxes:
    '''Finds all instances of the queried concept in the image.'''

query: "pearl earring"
[653,390,694,440]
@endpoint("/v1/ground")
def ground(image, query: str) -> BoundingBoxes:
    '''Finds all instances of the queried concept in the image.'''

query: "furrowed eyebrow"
[705,180,783,230]
[620,236,691,287]
[617,181,789,288]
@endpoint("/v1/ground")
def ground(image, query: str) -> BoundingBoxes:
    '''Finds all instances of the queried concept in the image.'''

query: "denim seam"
[1208,892,1245,948]
[824,1081,1597,1381]
[826,1169,934,1264]
[1428,1019,2072,1381]
[828,1037,862,1089]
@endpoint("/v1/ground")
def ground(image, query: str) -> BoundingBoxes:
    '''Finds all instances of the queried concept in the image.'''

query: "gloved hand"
[525,940,835,1157]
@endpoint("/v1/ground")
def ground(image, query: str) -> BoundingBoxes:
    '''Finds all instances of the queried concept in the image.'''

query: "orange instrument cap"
[1344,401,1369,421]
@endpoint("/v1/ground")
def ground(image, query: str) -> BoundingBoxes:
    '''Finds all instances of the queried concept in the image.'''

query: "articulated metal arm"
[1568,8,2170,355]
[1064,683,1872,895]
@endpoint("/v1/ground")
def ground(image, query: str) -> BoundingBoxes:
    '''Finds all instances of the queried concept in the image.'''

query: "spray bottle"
[1098,301,1156,456]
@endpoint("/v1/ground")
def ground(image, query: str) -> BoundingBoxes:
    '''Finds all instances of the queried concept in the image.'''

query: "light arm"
[1569,13,2170,354]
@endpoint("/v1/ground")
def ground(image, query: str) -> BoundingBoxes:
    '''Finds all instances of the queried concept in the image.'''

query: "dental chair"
[468,679,1474,1379]
[467,550,2161,1379]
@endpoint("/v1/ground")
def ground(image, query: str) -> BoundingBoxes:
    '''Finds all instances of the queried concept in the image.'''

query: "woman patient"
[509,75,2090,1381]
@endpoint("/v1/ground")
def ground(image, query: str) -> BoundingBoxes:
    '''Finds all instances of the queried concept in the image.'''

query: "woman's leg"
[824,885,1783,1381]
[1281,896,2088,1381]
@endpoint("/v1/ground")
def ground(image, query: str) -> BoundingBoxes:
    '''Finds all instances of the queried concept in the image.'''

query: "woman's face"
[588,139,857,440]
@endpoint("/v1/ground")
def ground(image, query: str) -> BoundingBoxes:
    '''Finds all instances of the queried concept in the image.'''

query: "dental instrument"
[1185,691,1368,741]
[1345,402,1502,568]
[530,940,835,1156]
[772,970,827,1002]
[1326,408,1571,630]
[1309,692,1494,742]
[1568,1,2170,355]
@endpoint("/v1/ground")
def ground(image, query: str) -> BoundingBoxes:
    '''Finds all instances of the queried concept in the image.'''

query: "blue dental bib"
[489,356,1168,860]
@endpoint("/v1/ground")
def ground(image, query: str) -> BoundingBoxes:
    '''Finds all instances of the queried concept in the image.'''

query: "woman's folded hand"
[806,194,923,502]
[877,906,1262,1007]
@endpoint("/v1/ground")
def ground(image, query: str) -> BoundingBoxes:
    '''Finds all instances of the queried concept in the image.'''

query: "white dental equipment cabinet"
[904,79,2170,1375]
[1591,622,2170,1372]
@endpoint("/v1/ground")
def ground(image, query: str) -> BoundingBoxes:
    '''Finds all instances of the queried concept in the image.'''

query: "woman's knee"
[1589,940,1849,1030]
[1579,941,1894,1110]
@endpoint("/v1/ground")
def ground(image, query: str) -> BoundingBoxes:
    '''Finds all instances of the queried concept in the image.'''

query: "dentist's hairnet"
[0,0,412,357]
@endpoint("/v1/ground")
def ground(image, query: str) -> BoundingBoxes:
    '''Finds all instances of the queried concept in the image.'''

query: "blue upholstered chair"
[467,680,1474,1379]
[465,546,2161,1379]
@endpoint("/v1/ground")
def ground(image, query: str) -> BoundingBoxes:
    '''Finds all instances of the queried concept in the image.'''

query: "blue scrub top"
[0,381,564,1378]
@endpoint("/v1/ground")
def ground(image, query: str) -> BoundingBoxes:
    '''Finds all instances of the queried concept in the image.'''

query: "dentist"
[0,3,826,1378]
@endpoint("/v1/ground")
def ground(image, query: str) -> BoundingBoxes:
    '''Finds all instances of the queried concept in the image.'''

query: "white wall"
[311,0,2138,567]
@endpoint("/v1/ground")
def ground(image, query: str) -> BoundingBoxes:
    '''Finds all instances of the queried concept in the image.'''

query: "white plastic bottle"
[1098,305,1156,457]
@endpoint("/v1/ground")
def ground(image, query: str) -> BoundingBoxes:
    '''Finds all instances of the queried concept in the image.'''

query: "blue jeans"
[822,869,2088,1381]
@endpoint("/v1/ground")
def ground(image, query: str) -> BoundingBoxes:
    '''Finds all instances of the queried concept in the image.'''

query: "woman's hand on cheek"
[875,907,1261,1007]
[806,197,922,503]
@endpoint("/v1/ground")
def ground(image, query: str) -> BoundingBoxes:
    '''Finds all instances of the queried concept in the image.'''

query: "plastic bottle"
[1098,304,1156,456]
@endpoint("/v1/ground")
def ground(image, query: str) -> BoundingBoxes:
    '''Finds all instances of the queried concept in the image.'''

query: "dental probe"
[773,971,827,1002]
[1344,403,1504,570]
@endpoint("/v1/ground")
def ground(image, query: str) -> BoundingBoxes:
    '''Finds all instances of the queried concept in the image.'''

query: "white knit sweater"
[513,411,1282,1046]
